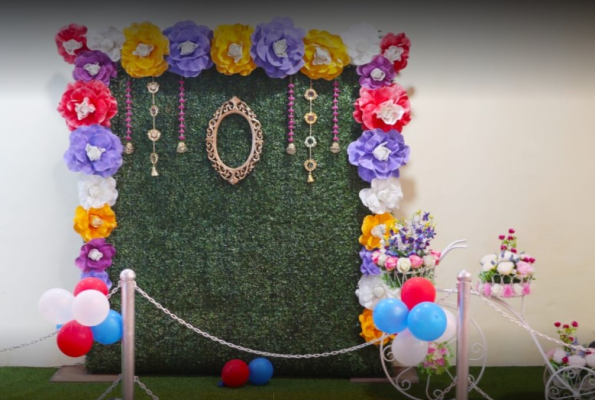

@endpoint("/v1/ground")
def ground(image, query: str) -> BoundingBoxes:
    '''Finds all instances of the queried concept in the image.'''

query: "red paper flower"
[55,23,88,64]
[57,81,118,131]
[353,84,411,133]
[380,32,410,73]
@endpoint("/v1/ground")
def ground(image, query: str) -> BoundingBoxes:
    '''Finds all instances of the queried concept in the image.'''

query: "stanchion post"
[121,269,136,400]
[456,270,472,400]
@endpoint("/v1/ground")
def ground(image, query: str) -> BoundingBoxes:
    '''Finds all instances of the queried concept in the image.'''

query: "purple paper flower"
[63,124,123,178]
[75,238,116,272]
[163,21,213,78]
[81,270,112,289]
[360,247,381,276]
[347,128,410,183]
[356,55,396,90]
[72,50,118,86]
[250,17,305,78]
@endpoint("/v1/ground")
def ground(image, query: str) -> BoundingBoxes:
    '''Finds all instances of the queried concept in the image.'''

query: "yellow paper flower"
[359,309,394,345]
[359,213,396,250]
[211,24,257,76]
[300,29,349,80]
[121,22,170,78]
[74,204,117,242]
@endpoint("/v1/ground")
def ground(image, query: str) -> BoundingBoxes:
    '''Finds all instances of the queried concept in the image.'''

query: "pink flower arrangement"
[57,80,118,131]
[419,342,453,376]
[380,32,411,74]
[55,23,88,64]
[353,84,411,133]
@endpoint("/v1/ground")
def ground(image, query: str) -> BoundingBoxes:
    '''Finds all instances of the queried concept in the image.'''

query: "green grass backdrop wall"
[85,65,385,377]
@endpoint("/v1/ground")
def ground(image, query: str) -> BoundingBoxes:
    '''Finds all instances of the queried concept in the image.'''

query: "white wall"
[1,1,594,369]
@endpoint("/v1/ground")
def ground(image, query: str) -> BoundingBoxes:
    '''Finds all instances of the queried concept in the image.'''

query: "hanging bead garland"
[124,79,134,154]
[286,77,296,154]
[147,79,161,177]
[177,78,188,153]
[330,79,340,153]
[303,80,318,183]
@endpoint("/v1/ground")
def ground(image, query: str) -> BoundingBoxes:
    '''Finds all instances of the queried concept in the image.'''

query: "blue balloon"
[91,310,122,345]
[407,302,447,341]
[372,298,409,334]
[248,357,273,385]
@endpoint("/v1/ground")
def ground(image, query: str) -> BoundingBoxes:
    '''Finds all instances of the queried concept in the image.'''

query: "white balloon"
[72,289,109,327]
[391,328,429,366]
[436,307,457,342]
[38,288,74,325]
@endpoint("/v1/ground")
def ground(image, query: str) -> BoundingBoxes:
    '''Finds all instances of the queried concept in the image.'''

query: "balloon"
[72,289,110,327]
[435,307,457,342]
[372,298,409,334]
[74,277,109,296]
[248,357,273,385]
[407,302,447,341]
[57,320,94,357]
[391,328,429,366]
[91,310,122,345]
[221,359,250,388]
[400,277,436,310]
[38,288,74,325]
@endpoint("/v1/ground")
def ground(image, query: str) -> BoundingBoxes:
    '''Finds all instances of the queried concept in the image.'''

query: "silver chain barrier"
[0,330,58,353]
[106,282,121,300]
[135,285,382,358]
[471,379,495,400]
[435,379,457,400]
[135,376,160,400]
[95,374,122,400]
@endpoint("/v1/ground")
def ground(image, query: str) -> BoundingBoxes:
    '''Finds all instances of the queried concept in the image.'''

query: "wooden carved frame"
[205,96,263,185]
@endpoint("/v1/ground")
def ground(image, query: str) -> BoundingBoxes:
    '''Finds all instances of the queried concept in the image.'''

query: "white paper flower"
[78,174,118,209]
[397,257,411,273]
[552,349,567,364]
[423,255,436,268]
[568,355,586,367]
[87,26,125,62]
[497,261,515,275]
[376,253,387,267]
[359,177,403,214]
[355,274,400,310]
[341,22,381,65]
[490,283,503,296]
[481,253,497,265]
[512,283,523,296]
[585,352,595,368]
[498,250,520,263]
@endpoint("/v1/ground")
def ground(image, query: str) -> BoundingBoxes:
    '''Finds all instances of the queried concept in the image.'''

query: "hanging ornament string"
[177,78,188,153]
[124,79,134,154]
[330,79,340,153]
[303,80,318,183]
[147,79,161,177]
[286,76,296,155]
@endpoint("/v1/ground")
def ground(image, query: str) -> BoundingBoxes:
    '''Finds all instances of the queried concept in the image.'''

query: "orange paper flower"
[300,29,349,80]
[359,213,396,250]
[121,22,170,78]
[74,204,117,242]
[359,309,394,345]
[211,24,257,76]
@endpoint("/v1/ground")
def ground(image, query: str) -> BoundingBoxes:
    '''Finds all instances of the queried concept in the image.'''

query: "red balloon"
[57,320,94,357]
[401,277,436,310]
[221,359,249,388]
[74,278,108,296]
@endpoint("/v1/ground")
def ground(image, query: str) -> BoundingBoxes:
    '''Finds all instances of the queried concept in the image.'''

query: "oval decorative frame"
[206,96,264,185]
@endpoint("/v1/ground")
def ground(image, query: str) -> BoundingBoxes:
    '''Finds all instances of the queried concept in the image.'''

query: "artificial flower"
[359,177,404,214]
[512,283,524,296]
[431,250,441,266]
[250,17,305,78]
[121,22,170,78]
[586,353,595,368]
[396,257,411,273]
[75,238,116,272]
[86,26,125,62]
[73,204,117,242]
[353,84,411,132]
[347,128,410,183]
[384,256,398,271]
[77,174,118,209]
[496,261,514,275]
[81,270,112,290]
[409,255,423,268]
[502,284,514,297]
[360,247,381,276]
[423,254,437,268]
[55,23,88,64]
[73,50,118,86]
[211,23,257,76]
[568,355,586,367]
[359,213,395,250]
[163,20,214,78]
[58,80,117,131]
[490,283,503,296]
[341,22,381,66]
[301,29,349,80]
[481,282,492,297]
[359,308,393,345]
[63,124,123,177]
[380,32,411,73]
[355,274,400,310]
[516,261,534,277]
[357,55,396,90]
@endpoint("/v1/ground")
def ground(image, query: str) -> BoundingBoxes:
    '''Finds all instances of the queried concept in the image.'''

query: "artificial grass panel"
[85,66,378,376]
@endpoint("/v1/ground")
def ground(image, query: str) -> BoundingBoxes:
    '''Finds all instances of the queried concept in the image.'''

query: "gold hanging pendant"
[177,141,188,153]
[304,158,317,184]
[124,142,135,154]
[286,143,296,155]
[150,152,159,176]
[330,142,340,153]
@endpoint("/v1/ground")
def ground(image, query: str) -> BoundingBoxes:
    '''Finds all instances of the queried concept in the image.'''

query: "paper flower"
[63,124,123,178]
[360,247,381,276]
[77,174,118,209]
[359,213,395,250]
[353,84,411,133]
[75,238,116,272]
[55,23,88,64]
[86,26,125,62]
[341,22,381,66]
[211,23,257,76]
[380,33,411,74]
[359,177,404,214]
[73,204,117,242]
[73,50,118,86]
[163,21,214,78]
[57,80,117,131]
[359,308,393,345]
[81,270,112,290]
[121,22,170,78]
[357,55,396,90]
[300,29,349,80]
[347,128,410,183]
[355,274,400,310]
[250,17,305,78]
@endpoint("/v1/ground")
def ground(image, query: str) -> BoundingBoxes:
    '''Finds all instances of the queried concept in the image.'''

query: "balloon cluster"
[220,358,274,388]
[38,277,122,357]
[372,277,456,366]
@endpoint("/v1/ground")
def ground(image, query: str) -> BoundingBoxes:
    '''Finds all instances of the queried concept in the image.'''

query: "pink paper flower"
[353,84,411,133]
[516,261,534,277]
[409,255,423,268]
[55,23,88,64]
[430,250,441,266]
[384,256,398,271]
